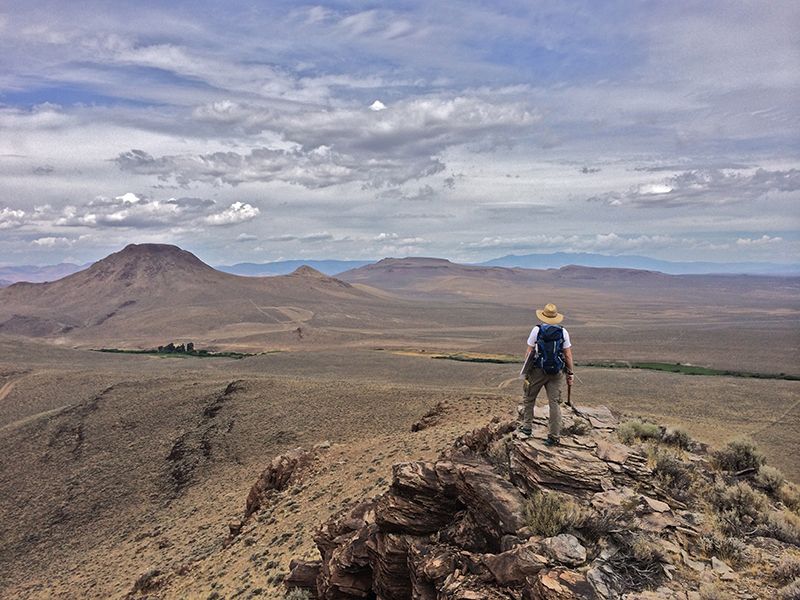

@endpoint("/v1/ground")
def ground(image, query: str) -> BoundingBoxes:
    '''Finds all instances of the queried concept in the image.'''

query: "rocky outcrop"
[276,403,798,599]
[245,447,313,519]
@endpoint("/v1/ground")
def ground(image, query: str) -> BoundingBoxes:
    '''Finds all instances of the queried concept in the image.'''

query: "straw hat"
[536,303,564,324]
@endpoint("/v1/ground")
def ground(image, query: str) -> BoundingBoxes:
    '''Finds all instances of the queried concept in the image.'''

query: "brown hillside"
[0,244,393,347]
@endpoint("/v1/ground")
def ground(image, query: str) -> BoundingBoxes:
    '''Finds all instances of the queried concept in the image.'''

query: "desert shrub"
[575,506,635,542]
[778,579,800,600]
[661,426,692,449]
[709,481,769,535]
[699,583,735,600]
[563,417,591,436]
[617,419,661,445]
[755,465,786,496]
[523,491,589,537]
[780,484,800,514]
[774,556,800,585]
[713,438,766,473]
[697,532,747,566]
[760,510,800,546]
[284,589,312,600]
[651,448,695,496]
[605,532,666,591]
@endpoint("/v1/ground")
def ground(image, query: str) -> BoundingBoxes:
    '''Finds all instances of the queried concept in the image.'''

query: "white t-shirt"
[527,325,571,349]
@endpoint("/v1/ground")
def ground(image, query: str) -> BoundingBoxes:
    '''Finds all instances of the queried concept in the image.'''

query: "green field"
[92,348,262,360]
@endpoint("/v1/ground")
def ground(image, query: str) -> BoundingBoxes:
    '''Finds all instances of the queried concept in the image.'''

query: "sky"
[1,0,799,266]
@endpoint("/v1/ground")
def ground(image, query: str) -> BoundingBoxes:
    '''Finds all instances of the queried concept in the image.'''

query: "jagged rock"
[532,568,600,599]
[680,549,707,572]
[245,447,312,518]
[510,438,611,497]
[642,496,671,513]
[572,404,618,429]
[278,406,770,600]
[367,531,417,600]
[439,510,492,552]
[314,501,375,598]
[480,540,548,584]
[448,420,516,459]
[454,462,527,547]
[594,439,630,464]
[286,560,321,596]
[375,461,461,534]
[540,534,587,567]
[591,487,638,510]
[711,556,736,580]
[411,401,449,432]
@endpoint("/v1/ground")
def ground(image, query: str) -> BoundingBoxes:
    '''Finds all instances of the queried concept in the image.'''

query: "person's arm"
[563,347,574,385]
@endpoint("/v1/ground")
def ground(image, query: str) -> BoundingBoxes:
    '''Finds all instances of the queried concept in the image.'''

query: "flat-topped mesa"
[274,406,798,599]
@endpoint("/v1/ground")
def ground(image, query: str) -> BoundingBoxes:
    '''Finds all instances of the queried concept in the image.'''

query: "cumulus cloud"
[589,168,800,208]
[51,193,258,228]
[204,201,260,225]
[736,235,783,246]
[118,95,538,188]
[31,236,73,247]
[0,207,26,229]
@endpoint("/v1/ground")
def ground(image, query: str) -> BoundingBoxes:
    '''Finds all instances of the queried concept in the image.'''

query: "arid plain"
[0,244,798,599]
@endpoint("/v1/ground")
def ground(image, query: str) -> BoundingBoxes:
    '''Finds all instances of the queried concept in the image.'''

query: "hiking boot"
[544,435,560,447]
[516,426,532,437]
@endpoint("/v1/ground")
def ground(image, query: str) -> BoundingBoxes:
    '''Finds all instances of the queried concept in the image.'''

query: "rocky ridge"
[254,404,800,600]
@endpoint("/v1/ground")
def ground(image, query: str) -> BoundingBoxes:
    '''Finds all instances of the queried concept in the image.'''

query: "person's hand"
[566,372,574,386]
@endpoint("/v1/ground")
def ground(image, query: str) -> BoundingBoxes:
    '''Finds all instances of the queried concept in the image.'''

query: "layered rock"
[276,404,765,599]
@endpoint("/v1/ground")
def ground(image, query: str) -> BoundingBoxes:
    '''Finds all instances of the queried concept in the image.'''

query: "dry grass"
[778,579,800,600]
[699,583,735,600]
[774,556,800,585]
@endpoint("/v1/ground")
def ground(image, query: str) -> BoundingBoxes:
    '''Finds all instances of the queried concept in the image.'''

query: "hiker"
[517,303,574,445]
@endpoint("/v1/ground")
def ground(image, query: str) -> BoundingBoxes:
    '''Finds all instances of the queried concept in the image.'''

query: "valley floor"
[0,340,798,598]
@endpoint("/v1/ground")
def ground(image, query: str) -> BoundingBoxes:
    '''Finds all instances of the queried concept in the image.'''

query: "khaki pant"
[522,368,564,438]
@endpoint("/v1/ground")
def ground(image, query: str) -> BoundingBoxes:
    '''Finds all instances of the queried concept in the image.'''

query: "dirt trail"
[0,381,15,403]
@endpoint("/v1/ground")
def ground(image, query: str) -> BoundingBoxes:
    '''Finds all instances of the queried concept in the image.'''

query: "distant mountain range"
[476,252,800,275]
[217,259,372,276]
[2,251,797,284]
[0,262,89,284]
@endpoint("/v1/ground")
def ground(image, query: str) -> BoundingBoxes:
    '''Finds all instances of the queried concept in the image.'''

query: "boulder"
[480,541,549,585]
[540,534,587,567]
[454,463,527,546]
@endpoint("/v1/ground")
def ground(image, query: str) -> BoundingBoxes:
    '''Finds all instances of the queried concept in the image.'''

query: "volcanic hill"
[0,244,395,348]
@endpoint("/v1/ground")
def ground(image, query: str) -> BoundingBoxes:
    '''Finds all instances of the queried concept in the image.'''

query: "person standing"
[517,303,574,445]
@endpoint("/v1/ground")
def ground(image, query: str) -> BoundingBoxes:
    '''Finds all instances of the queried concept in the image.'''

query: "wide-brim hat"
[536,303,564,324]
